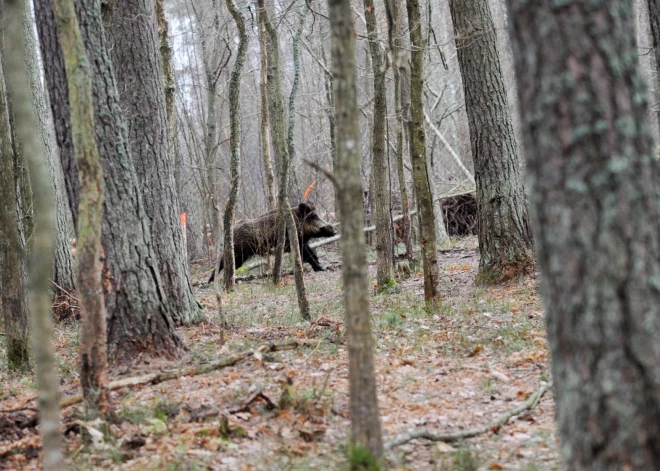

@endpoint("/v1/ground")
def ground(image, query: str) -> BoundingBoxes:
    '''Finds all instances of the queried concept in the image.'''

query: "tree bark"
[363,0,394,287]
[35,0,183,360]
[223,0,248,292]
[385,0,414,262]
[449,0,533,283]
[257,2,276,210]
[509,0,660,468]
[285,5,311,321]
[328,0,383,459]
[0,37,30,370]
[407,0,441,307]
[258,0,288,286]
[106,0,203,325]
[23,5,76,294]
[53,0,109,416]
[4,1,64,467]
[647,0,660,140]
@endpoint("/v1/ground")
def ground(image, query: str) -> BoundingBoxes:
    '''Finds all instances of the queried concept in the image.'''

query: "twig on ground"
[4,341,298,412]
[228,389,276,414]
[383,381,552,451]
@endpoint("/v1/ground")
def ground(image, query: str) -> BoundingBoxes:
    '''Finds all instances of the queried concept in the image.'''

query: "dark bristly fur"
[209,201,336,282]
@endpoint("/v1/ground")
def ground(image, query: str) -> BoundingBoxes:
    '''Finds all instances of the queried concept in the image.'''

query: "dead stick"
[383,381,552,450]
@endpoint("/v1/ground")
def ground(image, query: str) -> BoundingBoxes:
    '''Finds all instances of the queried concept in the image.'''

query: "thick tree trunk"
[407,0,441,307]
[106,0,203,325]
[4,2,64,467]
[647,0,660,140]
[328,0,383,460]
[0,42,30,370]
[223,0,248,292]
[23,6,76,294]
[35,0,182,360]
[363,0,394,287]
[53,0,109,416]
[509,0,660,468]
[449,0,533,283]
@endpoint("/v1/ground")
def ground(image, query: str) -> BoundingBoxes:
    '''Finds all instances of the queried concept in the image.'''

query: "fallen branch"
[384,381,552,451]
[424,109,475,184]
[228,389,276,414]
[5,341,298,412]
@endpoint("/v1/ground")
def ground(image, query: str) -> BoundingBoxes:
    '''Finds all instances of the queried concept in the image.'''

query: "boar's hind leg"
[208,256,225,283]
[302,243,326,271]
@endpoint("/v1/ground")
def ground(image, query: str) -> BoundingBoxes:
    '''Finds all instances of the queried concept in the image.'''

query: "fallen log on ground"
[4,341,299,412]
[383,381,552,450]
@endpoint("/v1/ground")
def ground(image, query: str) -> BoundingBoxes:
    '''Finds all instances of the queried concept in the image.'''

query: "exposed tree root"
[384,381,552,451]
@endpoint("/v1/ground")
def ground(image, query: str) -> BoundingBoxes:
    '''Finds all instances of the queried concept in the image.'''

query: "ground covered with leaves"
[0,237,560,470]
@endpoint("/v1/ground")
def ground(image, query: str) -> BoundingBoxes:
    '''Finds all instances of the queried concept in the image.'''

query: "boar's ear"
[299,201,316,215]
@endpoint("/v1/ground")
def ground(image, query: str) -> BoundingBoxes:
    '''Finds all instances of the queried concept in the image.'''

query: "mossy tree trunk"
[3,1,64,466]
[328,0,383,459]
[363,0,394,287]
[0,37,30,370]
[53,0,109,416]
[223,0,248,292]
[647,0,660,137]
[509,0,660,468]
[407,0,441,308]
[106,0,203,326]
[449,0,533,283]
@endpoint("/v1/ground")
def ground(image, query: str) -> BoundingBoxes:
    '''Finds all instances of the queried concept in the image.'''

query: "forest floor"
[0,236,560,470]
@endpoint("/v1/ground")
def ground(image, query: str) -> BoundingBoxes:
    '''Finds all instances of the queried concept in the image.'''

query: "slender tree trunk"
[363,0,394,287]
[23,5,76,293]
[257,3,276,210]
[386,0,414,262]
[285,5,310,321]
[53,0,109,416]
[328,0,383,460]
[259,0,288,285]
[509,0,660,468]
[407,0,441,308]
[35,0,183,360]
[223,0,248,292]
[106,0,203,325]
[449,0,533,283]
[154,0,175,145]
[4,2,64,467]
[0,40,30,370]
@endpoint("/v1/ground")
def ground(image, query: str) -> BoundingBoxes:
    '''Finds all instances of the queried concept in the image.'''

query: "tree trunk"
[449,0,533,283]
[106,0,203,325]
[258,0,288,286]
[363,0,394,288]
[386,0,414,262]
[509,0,660,468]
[23,5,76,294]
[0,37,30,370]
[223,0,248,292]
[257,3,276,210]
[35,0,182,361]
[647,0,660,140]
[53,0,109,416]
[407,0,441,308]
[328,0,383,460]
[285,5,310,321]
[3,2,65,467]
